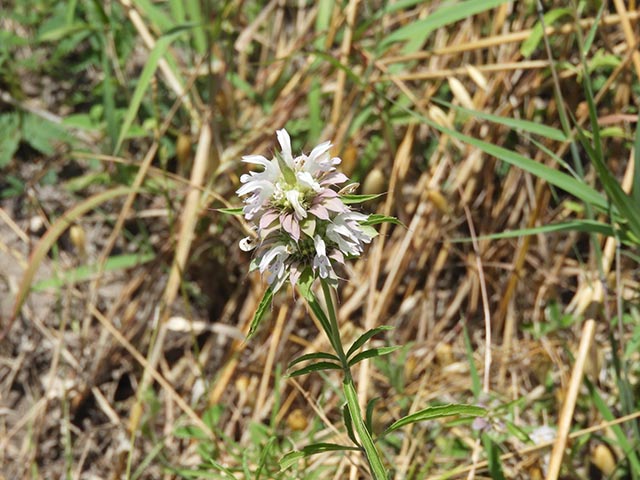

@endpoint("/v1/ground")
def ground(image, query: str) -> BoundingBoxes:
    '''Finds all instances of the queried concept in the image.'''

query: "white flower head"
[237,129,374,292]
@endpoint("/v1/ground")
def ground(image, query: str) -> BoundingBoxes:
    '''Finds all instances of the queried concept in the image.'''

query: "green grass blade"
[450,219,618,243]
[114,31,182,155]
[435,99,568,142]
[33,253,155,291]
[185,0,206,55]
[482,434,506,480]
[379,0,510,53]
[10,187,135,323]
[521,8,572,57]
[632,111,640,205]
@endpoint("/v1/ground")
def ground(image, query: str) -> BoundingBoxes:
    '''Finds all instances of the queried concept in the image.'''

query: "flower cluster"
[237,129,375,292]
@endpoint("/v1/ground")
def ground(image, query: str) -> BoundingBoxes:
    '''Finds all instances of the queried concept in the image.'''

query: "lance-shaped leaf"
[217,207,243,215]
[288,352,341,369]
[246,286,274,340]
[287,361,342,378]
[361,214,405,227]
[385,404,487,434]
[346,325,394,359]
[341,193,384,204]
[348,346,401,367]
[280,443,360,471]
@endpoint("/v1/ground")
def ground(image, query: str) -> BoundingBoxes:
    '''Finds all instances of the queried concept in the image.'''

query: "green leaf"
[217,207,243,215]
[246,287,274,339]
[463,324,481,400]
[361,214,404,227]
[521,8,572,57]
[32,253,155,291]
[365,397,380,435]
[287,361,342,378]
[434,99,568,142]
[342,403,360,446]
[451,219,620,243]
[280,443,360,471]
[288,352,341,369]
[343,381,388,479]
[482,433,506,480]
[633,110,640,206]
[582,2,606,55]
[296,269,339,352]
[341,193,384,204]
[385,404,487,434]
[380,0,510,53]
[410,109,609,212]
[114,30,183,154]
[22,113,74,155]
[348,346,401,367]
[0,113,21,168]
[346,325,394,359]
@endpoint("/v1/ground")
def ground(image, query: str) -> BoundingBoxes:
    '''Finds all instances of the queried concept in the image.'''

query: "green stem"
[320,280,388,480]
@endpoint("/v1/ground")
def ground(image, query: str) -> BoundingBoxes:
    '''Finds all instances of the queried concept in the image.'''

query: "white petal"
[276,129,294,166]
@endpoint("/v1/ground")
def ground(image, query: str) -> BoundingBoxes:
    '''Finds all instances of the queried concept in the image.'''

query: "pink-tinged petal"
[324,197,349,213]
[289,263,302,286]
[329,249,344,264]
[320,172,349,185]
[309,203,330,220]
[259,210,279,229]
[281,213,300,242]
[315,188,338,199]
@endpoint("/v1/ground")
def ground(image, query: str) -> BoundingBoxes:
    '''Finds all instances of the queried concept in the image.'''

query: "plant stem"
[320,280,388,480]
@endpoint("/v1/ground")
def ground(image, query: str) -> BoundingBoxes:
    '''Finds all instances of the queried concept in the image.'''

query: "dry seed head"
[427,190,451,215]
[590,443,616,476]
[362,168,386,196]
[286,408,309,431]
[448,77,475,110]
[69,224,87,258]
[176,132,192,173]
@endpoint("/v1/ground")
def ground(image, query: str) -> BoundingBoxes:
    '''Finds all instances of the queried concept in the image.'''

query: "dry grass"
[1,1,639,479]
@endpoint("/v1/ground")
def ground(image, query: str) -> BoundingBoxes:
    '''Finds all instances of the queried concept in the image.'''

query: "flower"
[237,129,375,292]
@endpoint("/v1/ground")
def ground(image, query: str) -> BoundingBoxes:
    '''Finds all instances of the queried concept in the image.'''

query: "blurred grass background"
[1,0,640,478]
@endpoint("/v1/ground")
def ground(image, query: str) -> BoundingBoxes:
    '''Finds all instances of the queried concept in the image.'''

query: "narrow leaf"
[380,0,510,52]
[341,193,384,204]
[482,433,506,480]
[385,404,487,434]
[347,325,394,359]
[361,214,405,227]
[521,8,572,57]
[434,99,568,142]
[349,346,401,367]
[114,31,182,154]
[246,287,274,339]
[288,352,341,369]
[451,219,619,243]
[217,207,244,215]
[280,443,359,471]
[365,397,380,435]
[343,404,360,446]
[287,361,342,378]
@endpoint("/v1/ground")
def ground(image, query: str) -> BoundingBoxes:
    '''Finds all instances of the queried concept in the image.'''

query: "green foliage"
[384,404,487,434]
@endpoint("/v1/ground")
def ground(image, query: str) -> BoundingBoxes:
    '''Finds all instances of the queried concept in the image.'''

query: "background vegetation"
[1,0,639,478]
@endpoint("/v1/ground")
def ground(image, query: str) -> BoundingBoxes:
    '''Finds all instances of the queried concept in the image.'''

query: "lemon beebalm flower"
[237,129,376,292]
